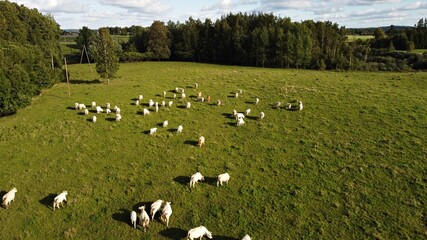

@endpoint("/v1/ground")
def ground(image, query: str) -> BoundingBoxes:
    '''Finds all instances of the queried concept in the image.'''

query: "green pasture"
[411,49,427,54]
[0,62,426,239]
[346,35,374,42]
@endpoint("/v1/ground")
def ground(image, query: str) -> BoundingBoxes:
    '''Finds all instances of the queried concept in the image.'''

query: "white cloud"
[260,0,313,10]
[14,0,87,13]
[100,0,172,14]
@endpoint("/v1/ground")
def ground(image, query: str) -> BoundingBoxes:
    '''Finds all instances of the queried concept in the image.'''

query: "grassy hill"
[0,62,426,239]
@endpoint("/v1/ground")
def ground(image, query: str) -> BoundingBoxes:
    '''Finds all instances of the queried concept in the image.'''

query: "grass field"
[411,49,427,54]
[346,35,374,42]
[0,62,426,239]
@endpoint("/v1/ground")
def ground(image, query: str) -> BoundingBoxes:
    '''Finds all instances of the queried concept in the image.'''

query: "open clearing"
[0,62,426,239]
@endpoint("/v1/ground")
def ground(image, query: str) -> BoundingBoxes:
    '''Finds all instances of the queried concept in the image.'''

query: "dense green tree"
[0,1,63,116]
[147,21,171,60]
[90,28,121,83]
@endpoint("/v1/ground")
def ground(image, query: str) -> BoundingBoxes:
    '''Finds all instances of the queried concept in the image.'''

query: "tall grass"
[0,62,425,239]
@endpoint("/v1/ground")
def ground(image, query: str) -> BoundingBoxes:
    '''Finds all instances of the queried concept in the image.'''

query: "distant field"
[347,35,374,42]
[0,62,426,239]
[412,49,427,54]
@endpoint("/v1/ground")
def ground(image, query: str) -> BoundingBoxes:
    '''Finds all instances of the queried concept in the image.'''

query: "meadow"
[0,62,426,239]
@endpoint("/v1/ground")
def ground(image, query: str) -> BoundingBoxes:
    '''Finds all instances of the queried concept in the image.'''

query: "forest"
[0,1,64,116]
[101,14,427,71]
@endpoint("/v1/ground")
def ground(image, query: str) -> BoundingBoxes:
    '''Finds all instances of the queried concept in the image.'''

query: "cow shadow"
[0,191,7,208]
[184,140,198,146]
[66,107,76,110]
[222,113,234,119]
[227,122,236,127]
[133,201,152,212]
[106,117,116,122]
[39,193,57,210]
[246,116,258,120]
[204,176,217,186]
[213,236,239,240]
[159,227,187,239]
[112,208,132,226]
[168,128,177,133]
[173,176,190,186]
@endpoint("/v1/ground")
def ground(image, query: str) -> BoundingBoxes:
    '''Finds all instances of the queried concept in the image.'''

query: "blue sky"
[10,0,427,29]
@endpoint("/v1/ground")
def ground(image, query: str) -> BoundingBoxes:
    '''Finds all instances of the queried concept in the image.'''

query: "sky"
[8,0,427,29]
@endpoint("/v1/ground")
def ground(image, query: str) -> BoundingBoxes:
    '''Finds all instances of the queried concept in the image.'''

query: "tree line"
[97,13,426,70]
[0,1,63,116]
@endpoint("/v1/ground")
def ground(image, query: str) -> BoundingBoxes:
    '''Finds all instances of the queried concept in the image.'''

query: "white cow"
[161,202,172,227]
[116,113,122,122]
[150,199,164,220]
[197,136,205,147]
[53,191,68,210]
[190,172,204,188]
[177,125,183,133]
[217,173,230,187]
[138,206,150,232]
[242,234,251,240]
[237,118,245,127]
[2,187,17,209]
[78,103,86,110]
[187,226,213,240]
[96,106,103,114]
[150,128,157,136]
[130,210,137,229]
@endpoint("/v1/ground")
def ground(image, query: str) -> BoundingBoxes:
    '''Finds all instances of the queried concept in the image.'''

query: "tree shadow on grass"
[173,176,190,186]
[69,79,101,84]
[39,193,57,210]
[184,140,198,146]
[159,227,187,240]
[112,208,132,227]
